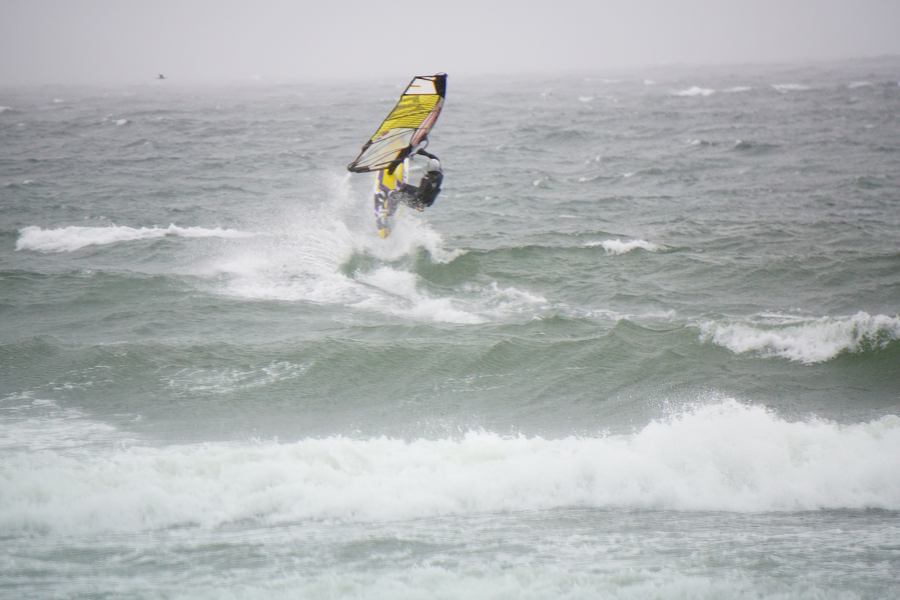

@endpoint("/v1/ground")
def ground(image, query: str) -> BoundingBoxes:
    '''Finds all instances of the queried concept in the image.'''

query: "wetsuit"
[393,149,443,210]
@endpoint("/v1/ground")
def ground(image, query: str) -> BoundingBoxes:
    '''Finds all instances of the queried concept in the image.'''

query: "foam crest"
[354,267,483,324]
[16,224,253,252]
[0,106,11,114]
[699,311,900,363]
[672,86,715,97]
[772,84,810,93]
[349,271,544,324]
[585,238,661,254]
[477,281,547,316]
[2,401,898,535]
[0,399,124,454]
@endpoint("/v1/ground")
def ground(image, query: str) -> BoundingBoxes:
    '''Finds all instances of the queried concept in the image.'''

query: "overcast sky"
[2,0,899,85]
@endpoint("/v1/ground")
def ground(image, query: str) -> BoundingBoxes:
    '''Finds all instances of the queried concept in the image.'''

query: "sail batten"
[348,74,446,173]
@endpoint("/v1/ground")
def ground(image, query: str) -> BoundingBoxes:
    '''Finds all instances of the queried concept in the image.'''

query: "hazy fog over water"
[2,0,900,85]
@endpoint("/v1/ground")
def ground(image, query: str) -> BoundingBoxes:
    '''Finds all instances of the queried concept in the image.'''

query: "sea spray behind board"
[1,59,900,599]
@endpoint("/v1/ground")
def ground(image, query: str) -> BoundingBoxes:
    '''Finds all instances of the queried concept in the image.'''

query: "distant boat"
[157,74,166,80]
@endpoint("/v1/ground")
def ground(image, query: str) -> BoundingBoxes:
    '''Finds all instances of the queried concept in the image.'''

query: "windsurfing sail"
[347,73,446,173]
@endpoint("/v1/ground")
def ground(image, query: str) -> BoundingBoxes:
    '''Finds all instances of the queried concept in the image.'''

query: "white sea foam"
[0,399,124,454]
[699,311,900,363]
[354,267,484,324]
[209,213,483,323]
[1,400,898,536]
[724,86,752,93]
[672,86,715,97]
[137,565,815,600]
[585,238,661,254]
[115,118,129,126]
[0,106,11,114]
[166,361,311,396]
[346,269,545,324]
[585,307,678,325]
[208,174,543,325]
[848,81,873,89]
[772,84,810,93]
[16,224,253,253]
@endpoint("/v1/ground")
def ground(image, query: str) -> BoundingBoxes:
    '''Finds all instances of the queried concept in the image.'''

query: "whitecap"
[353,266,485,324]
[16,224,253,253]
[698,311,900,363]
[672,86,715,97]
[585,238,661,254]
[772,83,810,93]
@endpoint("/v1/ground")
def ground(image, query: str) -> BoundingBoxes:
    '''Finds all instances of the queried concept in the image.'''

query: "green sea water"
[1,59,899,599]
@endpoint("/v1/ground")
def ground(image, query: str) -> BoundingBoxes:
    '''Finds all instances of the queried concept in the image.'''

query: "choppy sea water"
[2,58,900,599]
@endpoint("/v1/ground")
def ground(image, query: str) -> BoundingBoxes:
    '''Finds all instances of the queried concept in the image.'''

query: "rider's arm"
[415,149,439,161]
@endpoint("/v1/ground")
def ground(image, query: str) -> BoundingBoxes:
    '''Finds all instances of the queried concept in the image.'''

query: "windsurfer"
[391,149,443,211]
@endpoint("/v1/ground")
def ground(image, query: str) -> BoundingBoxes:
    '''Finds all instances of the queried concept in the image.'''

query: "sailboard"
[348,73,446,238]
[372,159,407,238]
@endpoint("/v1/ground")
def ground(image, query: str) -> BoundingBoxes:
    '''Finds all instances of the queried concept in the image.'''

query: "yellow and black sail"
[348,74,446,173]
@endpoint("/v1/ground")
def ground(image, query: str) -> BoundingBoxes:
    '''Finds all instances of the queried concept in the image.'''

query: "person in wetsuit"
[391,149,443,211]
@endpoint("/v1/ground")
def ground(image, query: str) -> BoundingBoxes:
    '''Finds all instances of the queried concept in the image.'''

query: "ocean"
[1,58,899,599]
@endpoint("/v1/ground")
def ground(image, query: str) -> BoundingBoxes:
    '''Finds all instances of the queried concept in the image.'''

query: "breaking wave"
[16,224,253,252]
[699,312,900,363]
[585,238,661,254]
[772,84,810,93]
[2,400,898,536]
[672,87,715,97]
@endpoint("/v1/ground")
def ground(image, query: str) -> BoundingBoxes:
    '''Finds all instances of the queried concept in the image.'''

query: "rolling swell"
[1,315,701,440]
